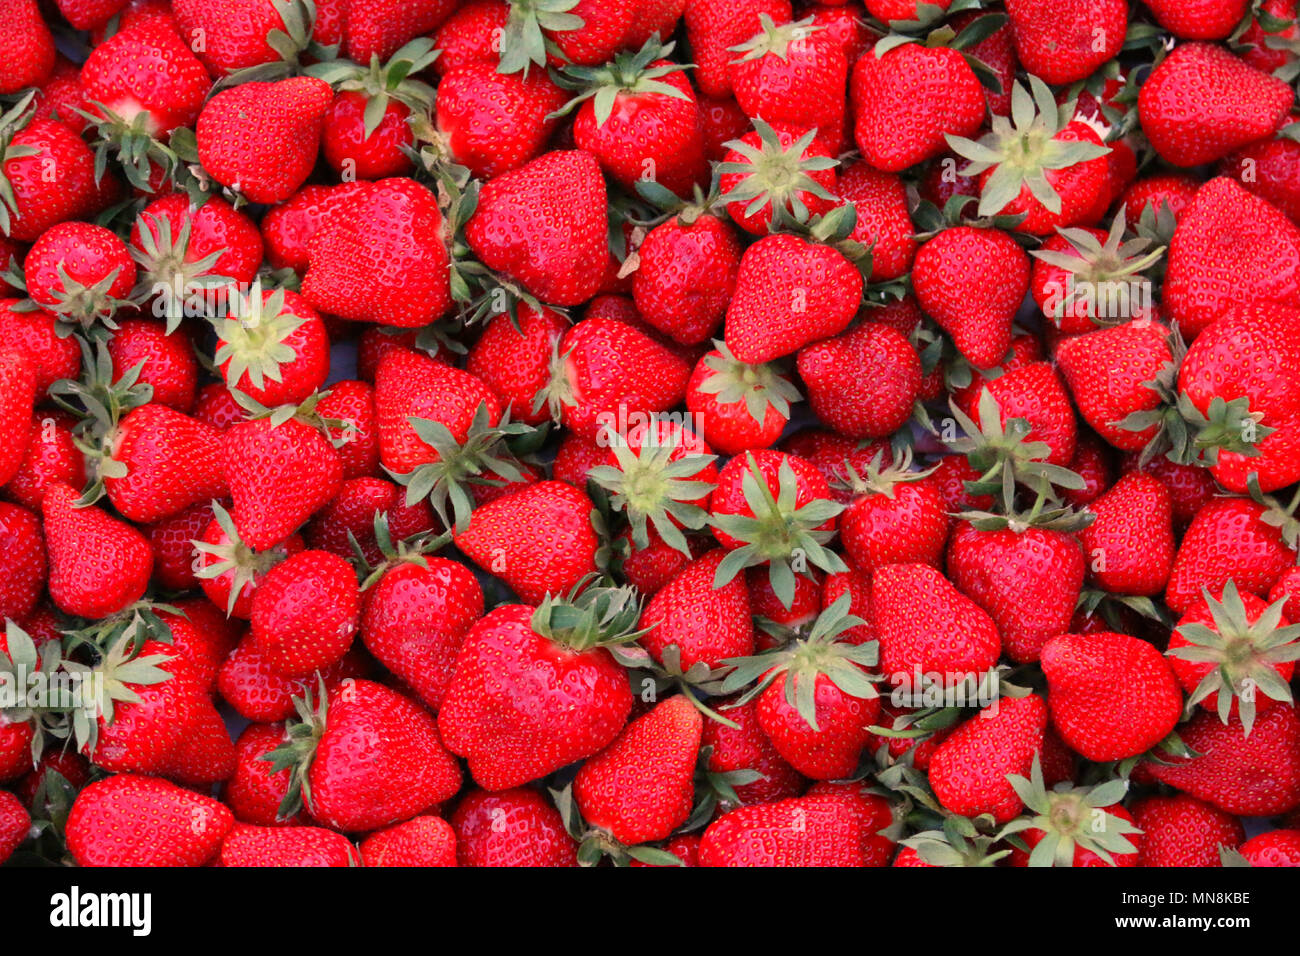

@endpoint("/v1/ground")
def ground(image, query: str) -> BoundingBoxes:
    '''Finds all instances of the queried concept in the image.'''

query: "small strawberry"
[701,696,806,806]
[466,305,570,426]
[215,286,330,408]
[837,161,918,281]
[837,450,950,574]
[638,549,753,671]
[449,787,578,867]
[1076,472,1174,596]
[251,550,360,679]
[360,816,457,867]
[685,343,800,456]
[217,634,366,723]
[42,482,153,618]
[1132,793,1244,867]
[219,823,359,867]
[23,222,136,334]
[631,210,741,346]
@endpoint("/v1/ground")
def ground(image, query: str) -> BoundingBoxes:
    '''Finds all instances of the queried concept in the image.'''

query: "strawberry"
[837,161,918,281]
[959,362,1078,468]
[1238,0,1300,74]
[271,678,460,832]
[219,822,359,867]
[303,177,453,328]
[105,319,200,412]
[0,301,80,396]
[42,482,153,618]
[0,503,45,623]
[1138,44,1292,168]
[5,412,86,512]
[194,502,304,619]
[1165,496,1293,615]
[685,344,799,456]
[947,515,1086,665]
[560,38,708,198]
[465,307,569,428]
[1003,0,1125,84]
[573,695,702,846]
[316,380,380,481]
[797,322,920,440]
[1221,135,1300,225]
[0,790,28,864]
[873,563,1002,677]
[728,15,849,151]
[838,452,950,574]
[1132,793,1244,867]
[215,287,329,408]
[449,787,578,867]
[170,0,318,75]
[631,211,741,346]
[361,554,484,712]
[0,352,35,487]
[218,635,366,723]
[1002,766,1142,867]
[721,595,880,780]
[103,404,229,525]
[0,0,54,94]
[927,694,1048,824]
[1163,178,1300,342]
[1146,0,1252,40]
[24,221,136,334]
[912,226,1030,370]
[537,315,690,440]
[1147,704,1300,816]
[435,59,568,180]
[1076,472,1174,596]
[251,550,360,678]
[719,122,838,235]
[221,401,344,552]
[724,233,863,364]
[684,0,793,99]
[698,793,876,866]
[464,149,608,307]
[850,40,985,173]
[0,108,107,242]
[1167,581,1300,733]
[639,549,753,670]
[439,585,639,789]
[360,816,457,867]
[701,695,805,806]
[66,773,234,867]
[1041,631,1183,760]
[196,76,333,204]
[306,478,435,565]
[1238,829,1300,866]
[948,77,1111,236]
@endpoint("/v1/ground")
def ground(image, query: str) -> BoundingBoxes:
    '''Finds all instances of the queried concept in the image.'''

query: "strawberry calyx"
[304,37,439,137]
[605,642,737,725]
[718,593,878,731]
[352,512,451,590]
[216,0,336,87]
[497,0,584,77]
[833,447,936,502]
[728,14,825,64]
[957,484,1095,535]
[75,101,187,196]
[63,630,176,758]
[710,452,847,608]
[1252,475,1300,555]
[1166,579,1300,736]
[694,341,802,427]
[230,388,352,446]
[549,781,686,867]
[264,677,330,821]
[999,755,1140,867]
[530,577,651,654]
[683,743,765,823]
[0,621,68,765]
[130,209,237,334]
[27,259,136,337]
[61,599,182,660]
[870,11,1009,95]
[0,93,40,237]
[946,76,1111,220]
[392,401,534,532]
[551,36,692,124]
[192,500,295,616]
[1029,210,1165,327]
[718,119,839,233]
[901,814,1012,867]
[213,283,309,395]
[586,429,717,558]
[1074,590,1169,631]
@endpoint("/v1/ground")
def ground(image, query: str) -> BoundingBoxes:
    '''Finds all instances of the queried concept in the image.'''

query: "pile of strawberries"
[3,0,1300,869]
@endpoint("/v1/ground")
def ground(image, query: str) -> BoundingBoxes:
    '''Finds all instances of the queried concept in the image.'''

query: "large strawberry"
[631,210,741,346]
[0,0,54,95]
[1003,0,1125,84]
[1165,496,1292,615]
[698,793,874,866]
[270,678,461,832]
[872,563,1002,676]
[1131,793,1244,867]
[797,322,920,440]
[449,787,578,867]
[42,482,153,618]
[438,585,639,789]
[66,773,233,866]
[103,404,229,525]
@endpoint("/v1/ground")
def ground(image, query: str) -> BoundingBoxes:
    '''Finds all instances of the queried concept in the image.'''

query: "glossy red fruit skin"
[362,557,484,712]
[105,404,229,524]
[307,478,433,565]
[132,193,264,292]
[699,793,872,866]
[66,774,233,867]
[224,723,303,825]
[79,18,210,135]
[1132,793,1244,867]
[1240,829,1300,866]
[302,178,453,329]
[360,816,458,866]
[758,673,880,781]
[1221,137,1300,225]
[1056,321,1173,451]
[573,696,703,846]
[838,162,918,281]
[42,482,153,619]
[709,450,835,550]
[1147,705,1300,817]
[251,550,360,678]
[872,563,1002,677]
[702,696,806,806]
[217,637,366,723]
[218,823,357,867]
[797,322,921,440]
[449,787,578,867]
[1165,497,1292,616]
[466,306,569,427]
[928,694,1048,824]
[684,0,792,99]
[106,319,200,413]
[1077,472,1174,596]
[0,502,45,623]
[321,91,414,181]
[1041,631,1183,761]
[632,215,741,345]
[438,604,633,791]
[2,119,106,242]
[840,477,949,575]
[24,222,136,309]
[1003,0,1125,84]
[638,549,753,670]
[0,789,29,863]
[464,150,609,307]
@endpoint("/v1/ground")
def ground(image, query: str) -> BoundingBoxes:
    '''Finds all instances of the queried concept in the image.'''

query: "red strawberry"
[912,226,1030,370]
[464,150,608,307]
[224,722,306,826]
[1077,472,1174,595]
[106,320,200,412]
[1003,774,1142,868]
[639,549,753,670]
[1004,0,1125,84]
[1146,0,1252,40]
[0,352,35,486]
[719,121,838,235]
[850,41,984,173]
[573,695,703,846]
[797,322,920,440]
[360,816,457,867]
[215,288,329,408]
[0,503,45,623]
[838,161,918,281]
[698,793,875,866]
[1132,793,1244,867]
[1138,44,1292,168]
[702,695,806,806]
[928,694,1048,824]
[1041,631,1183,760]
[631,212,741,345]
[449,787,578,867]
[838,453,950,574]
[194,503,304,619]
[684,0,792,99]
[0,113,107,242]
[0,790,28,864]
[66,774,233,867]
[1239,829,1300,867]
[466,306,570,426]
[219,823,358,867]
[306,478,434,565]
[1147,704,1300,816]
[5,411,86,511]
[196,77,332,204]
[724,233,863,364]
[272,678,460,832]
[43,482,153,618]
[0,0,54,94]
[172,0,323,75]
[302,178,453,328]
[315,380,380,482]
[0,301,80,396]
[251,550,360,678]
[685,344,799,456]
[217,635,367,723]
[1220,135,1300,226]
[24,222,135,332]
[361,555,484,712]
[1165,496,1292,616]
[872,563,1002,677]
[104,404,228,525]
